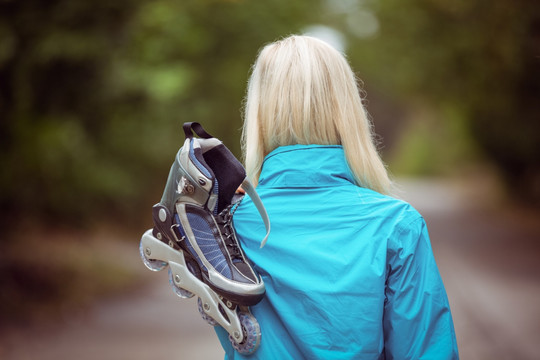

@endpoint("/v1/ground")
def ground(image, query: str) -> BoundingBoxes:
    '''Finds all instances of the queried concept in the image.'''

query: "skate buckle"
[178,176,195,195]
[170,223,186,243]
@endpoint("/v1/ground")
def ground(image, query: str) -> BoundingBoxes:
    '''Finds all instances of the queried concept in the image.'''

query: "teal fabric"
[215,145,459,359]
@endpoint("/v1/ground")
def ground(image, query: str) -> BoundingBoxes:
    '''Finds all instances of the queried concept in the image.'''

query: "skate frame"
[140,229,246,343]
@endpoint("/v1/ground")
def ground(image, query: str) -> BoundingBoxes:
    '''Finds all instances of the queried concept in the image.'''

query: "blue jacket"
[216,145,459,359]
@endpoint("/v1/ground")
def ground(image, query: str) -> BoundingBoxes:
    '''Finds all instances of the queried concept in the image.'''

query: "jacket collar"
[258,145,356,188]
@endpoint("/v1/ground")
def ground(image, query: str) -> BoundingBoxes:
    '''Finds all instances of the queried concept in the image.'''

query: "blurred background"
[0,0,539,359]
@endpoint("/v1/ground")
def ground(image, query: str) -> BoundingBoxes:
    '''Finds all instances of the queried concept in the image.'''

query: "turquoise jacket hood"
[216,145,459,359]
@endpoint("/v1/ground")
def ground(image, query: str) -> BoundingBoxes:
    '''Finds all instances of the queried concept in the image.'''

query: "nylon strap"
[241,178,271,248]
[183,122,214,139]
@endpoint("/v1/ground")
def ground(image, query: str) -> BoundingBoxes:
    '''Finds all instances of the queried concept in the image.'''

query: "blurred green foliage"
[0,0,320,229]
[343,0,540,201]
[1,0,538,231]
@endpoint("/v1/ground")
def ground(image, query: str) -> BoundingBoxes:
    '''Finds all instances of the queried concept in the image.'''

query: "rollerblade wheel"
[197,297,218,326]
[168,268,194,298]
[229,312,261,355]
[139,240,167,272]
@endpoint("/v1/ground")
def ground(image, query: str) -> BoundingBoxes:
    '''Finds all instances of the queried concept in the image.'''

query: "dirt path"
[2,178,539,359]
[0,276,224,359]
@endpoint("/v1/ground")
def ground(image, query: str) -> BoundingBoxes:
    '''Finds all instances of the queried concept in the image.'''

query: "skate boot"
[139,122,270,355]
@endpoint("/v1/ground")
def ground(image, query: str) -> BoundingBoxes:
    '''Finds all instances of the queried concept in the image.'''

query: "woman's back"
[215,145,458,359]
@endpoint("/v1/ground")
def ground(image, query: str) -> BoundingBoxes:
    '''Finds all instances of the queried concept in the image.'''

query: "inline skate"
[139,122,270,355]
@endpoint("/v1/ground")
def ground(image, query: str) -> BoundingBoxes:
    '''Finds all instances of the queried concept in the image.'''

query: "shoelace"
[218,203,242,261]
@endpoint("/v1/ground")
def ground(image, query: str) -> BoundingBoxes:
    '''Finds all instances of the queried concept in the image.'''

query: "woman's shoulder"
[350,185,426,233]
[356,185,421,215]
[356,188,432,256]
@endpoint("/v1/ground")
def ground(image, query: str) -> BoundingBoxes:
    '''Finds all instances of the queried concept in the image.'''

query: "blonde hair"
[242,35,391,194]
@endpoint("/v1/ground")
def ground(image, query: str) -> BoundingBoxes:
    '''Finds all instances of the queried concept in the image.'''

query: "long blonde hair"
[242,35,391,194]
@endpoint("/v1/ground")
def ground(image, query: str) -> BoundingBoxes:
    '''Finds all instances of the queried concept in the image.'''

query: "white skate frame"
[140,229,246,344]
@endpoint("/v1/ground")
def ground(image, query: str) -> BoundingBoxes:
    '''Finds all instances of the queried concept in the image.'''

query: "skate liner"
[139,122,270,355]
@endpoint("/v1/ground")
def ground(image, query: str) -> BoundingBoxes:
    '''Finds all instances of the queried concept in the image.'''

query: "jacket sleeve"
[383,216,459,360]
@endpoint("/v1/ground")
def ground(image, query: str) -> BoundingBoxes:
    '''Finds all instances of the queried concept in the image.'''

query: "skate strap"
[241,178,271,248]
[183,122,213,139]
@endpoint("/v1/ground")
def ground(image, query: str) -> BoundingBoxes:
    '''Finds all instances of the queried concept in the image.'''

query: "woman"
[215,35,459,359]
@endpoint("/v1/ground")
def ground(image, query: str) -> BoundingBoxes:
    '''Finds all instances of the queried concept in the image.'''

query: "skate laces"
[218,203,242,262]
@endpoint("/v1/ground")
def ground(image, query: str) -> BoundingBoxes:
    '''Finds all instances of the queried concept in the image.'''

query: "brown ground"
[1,177,539,359]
